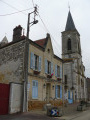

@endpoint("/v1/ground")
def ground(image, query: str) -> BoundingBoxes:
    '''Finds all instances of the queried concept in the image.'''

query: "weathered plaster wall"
[0,40,25,84]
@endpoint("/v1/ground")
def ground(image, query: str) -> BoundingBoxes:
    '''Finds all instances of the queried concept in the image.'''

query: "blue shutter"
[38,56,42,71]
[51,62,53,74]
[68,90,70,99]
[32,81,35,98]
[60,66,62,78]
[55,85,58,98]
[60,86,62,99]
[33,55,35,70]
[36,81,38,98]
[45,59,47,73]
[55,65,57,77]
[32,80,38,99]
[30,52,34,69]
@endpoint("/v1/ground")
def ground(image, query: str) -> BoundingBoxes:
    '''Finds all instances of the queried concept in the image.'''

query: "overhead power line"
[38,14,61,55]
[0,8,33,16]
[0,0,28,15]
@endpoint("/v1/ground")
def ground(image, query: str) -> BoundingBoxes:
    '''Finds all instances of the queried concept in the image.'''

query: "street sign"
[51,109,58,116]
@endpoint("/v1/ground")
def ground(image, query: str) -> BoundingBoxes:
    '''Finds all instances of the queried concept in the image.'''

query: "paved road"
[0,112,58,120]
[60,109,90,120]
[0,109,90,120]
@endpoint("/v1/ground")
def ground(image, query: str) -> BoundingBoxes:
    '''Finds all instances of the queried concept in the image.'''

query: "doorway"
[46,83,51,102]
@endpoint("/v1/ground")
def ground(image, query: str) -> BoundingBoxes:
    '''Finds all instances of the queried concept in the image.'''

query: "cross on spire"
[68,2,70,11]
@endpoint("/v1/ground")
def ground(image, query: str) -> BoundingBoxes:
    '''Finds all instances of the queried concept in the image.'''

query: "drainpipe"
[71,61,74,103]
[62,61,64,108]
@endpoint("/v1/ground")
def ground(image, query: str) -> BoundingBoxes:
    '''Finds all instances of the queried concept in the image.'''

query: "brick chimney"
[13,25,22,41]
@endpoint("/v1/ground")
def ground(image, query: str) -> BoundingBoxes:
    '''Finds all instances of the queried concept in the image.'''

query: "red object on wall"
[0,83,10,115]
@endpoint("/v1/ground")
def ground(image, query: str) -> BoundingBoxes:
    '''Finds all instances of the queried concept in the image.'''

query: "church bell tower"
[62,11,81,59]
[61,11,87,102]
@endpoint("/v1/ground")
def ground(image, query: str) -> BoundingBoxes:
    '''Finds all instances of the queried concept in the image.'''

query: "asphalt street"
[0,109,90,120]
[0,112,58,120]
[60,108,90,120]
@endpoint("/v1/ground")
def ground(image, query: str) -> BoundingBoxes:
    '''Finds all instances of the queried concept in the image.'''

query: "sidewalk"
[58,104,90,120]
[0,103,89,120]
[62,102,79,115]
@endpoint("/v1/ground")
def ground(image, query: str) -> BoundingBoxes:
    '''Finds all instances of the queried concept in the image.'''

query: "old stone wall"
[0,40,26,84]
[28,100,63,110]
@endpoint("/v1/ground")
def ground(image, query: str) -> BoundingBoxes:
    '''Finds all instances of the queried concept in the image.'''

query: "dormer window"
[67,39,71,50]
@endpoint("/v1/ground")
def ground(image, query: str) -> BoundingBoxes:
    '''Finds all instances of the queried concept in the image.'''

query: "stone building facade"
[86,78,90,100]
[62,11,87,103]
[0,25,64,113]
[28,34,63,110]
[0,25,27,114]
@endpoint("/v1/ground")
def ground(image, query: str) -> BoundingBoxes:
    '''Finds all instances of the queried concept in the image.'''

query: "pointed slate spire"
[65,11,76,31]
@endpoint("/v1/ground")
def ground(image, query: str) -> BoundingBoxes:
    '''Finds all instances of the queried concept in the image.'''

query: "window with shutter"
[38,56,42,71]
[45,59,47,73]
[60,66,62,78]
[30,52,34,69]
[47,61,51,74]
[57,66,60,77]
[55,85,61,98]
[68,90,70,99]
[60,86,62,99]
[55,85,58,98]
[30,53,42,72]
[51,62,53,74]
[55,65,57,77]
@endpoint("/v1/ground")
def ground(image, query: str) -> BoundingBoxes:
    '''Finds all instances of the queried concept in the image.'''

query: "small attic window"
[47,48,50,53]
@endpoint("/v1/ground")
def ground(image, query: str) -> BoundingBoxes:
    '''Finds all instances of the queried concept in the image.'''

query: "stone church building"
[62,11,87,103]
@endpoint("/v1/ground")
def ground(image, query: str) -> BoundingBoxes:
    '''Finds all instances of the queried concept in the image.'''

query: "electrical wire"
[0,0,61,56]
[31,0,61,54]
[0,0,28,15]
[0,8,33,16]
[38,13,61,55]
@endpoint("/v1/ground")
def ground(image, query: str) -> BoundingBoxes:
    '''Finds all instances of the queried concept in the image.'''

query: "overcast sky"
[0,0,90,77]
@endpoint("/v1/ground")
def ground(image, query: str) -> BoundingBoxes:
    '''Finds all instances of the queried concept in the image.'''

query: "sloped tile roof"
[34,38,47,48]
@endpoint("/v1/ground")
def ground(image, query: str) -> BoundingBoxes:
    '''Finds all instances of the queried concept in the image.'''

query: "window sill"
[32,98,38,100]
[57,77,61,81]
[33,70,40,75]
[55,98,61,100]
[47,74,52,78]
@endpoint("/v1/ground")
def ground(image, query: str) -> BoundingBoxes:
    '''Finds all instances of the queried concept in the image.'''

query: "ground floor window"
[55,85,62,99]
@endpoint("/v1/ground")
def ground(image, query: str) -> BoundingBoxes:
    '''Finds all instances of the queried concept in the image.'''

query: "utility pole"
[23,5,38,112]
[27,5,38,39]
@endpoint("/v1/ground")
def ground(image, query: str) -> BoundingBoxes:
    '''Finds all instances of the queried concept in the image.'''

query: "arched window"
[67,39,71,50]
